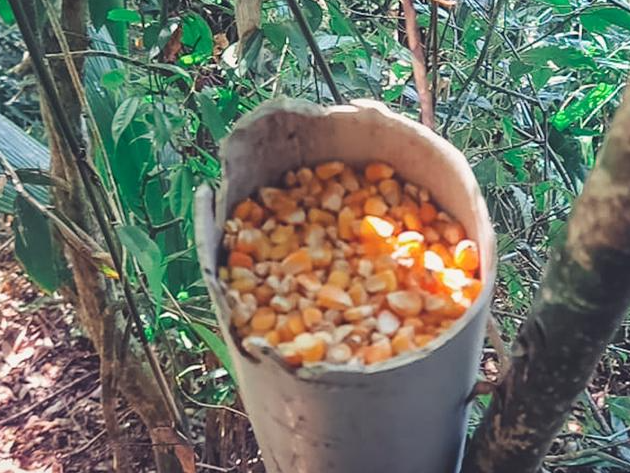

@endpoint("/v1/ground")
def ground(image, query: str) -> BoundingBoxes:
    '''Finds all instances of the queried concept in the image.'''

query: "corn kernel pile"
[220,161,482,367]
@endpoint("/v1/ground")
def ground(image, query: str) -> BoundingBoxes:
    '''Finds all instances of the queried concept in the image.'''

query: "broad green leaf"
[462,17,484,59]
[198,89,228,142]
[169,165,194,218]
[151,109,172,149]
[509,60,534,80]
[89,0,128,53]
[180,12,214,64]
[101,69,126,89]
[303,0,323,31]
[217,88,240,122]
[580,6,630,34]
[473,157,509,187]
[151,63,193,86]
[0,0,15,24]
[190,323,237,382]
[13,196,66,293]
[607,396,630,424]
[111,97,139,146]
[535,0,571,13]
[325,0,372,61]
[520,46,596,70]
[117,225,166,309]
[531,67,553,90]
[551,83,617,131]
[106,8,141,23]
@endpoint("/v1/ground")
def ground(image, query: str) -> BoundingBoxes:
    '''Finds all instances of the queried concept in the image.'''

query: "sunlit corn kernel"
[279,275,296,295]
[294,333,326,362]
[365,269,398,293]
[364,338,393,364]
[454,239,479,272]
[315,161,345,180]
[270,244,291,261]
[251,307,277,332]
[270,295,294,313]
[442,221,466,245]
[365,162,394,183]
[348,281,368,305]
[278,342,302,366]
[296,167,313,186]
[343,305,375,322]
[281,249,313,275]
[359,216,395,239]
[376,310,401,336]
[304,224,326,247]
[327,343,352,363]
[331,259,351,274]
[463,278,483,301]
[439,268,468,291]
[328,270,350,289]
[386,290,424,318]
[378,179,401,206]
[364,196,388,217]
[302,307,324,329]
[233,303,254,328]
[424,250,445,272]
[340,167,360,192]
[317,284,353,310]
[298,296,315,311]
[308,208,336,226]
[310,246,333,268]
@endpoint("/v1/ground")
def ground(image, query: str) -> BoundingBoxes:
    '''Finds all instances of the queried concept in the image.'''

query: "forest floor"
[0,228,155,473]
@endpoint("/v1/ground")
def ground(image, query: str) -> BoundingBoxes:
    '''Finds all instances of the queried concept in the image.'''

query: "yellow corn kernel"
[343,305,375,322]
[364,338,393,364]
[287,312,307,336]
[378,179,401,206]
[317,284,353,310]
[414,334,435,348]
[259,187,296,213]
[386,290,423,317]
[296,167,314,186]
[270,225,295,244]
[418,202,437,224]
[392,329,415,355]
[294,333,326,363]
[348,281,368,305]
[265,330,281,347]
[251,307,277,333]
[328,269,350,289]
[344,188,370,206]
[281,249,313,275]
[340,167,360,192]
[304,224,326,247]
[278,342,302,366]
[338,207,355,241]
[365,162,394,183]
[364,196,388,217]
[365,269,398,293]
[327,343,353,363]
[302,307,324,329]
[235,228,265,254]
[270,243,291,261]
[308,208,336,226]
[359,216,395,239]
[403,211,423,231]
[442,221,466,245]
[230,276,257,293]
[454,239,479,272]
[315,161,345,180]
[296,272,322,293]
[310,246,333,268]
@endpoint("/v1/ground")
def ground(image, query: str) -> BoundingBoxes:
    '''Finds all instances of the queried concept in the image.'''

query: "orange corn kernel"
[343,305,375,322]
[454,239,479,272]
[340,167,360,191]
[414,334,435,348]
[348,282,368,306]
[230,277,257,293]
[270,244,292,261]
[344,188,370,206]
[235,228,265,254]
[423,226,441,243]
[281,249,313,275]
[228,251,254,269]
[296,272,322,293]
[315,161,345,180]
[402,317,425,334]
[254,284,275,305]
[359,216,395,239]
[429,243,454,268]
[327,343,353,363]
[249,202,265,226]
[234,199,253,221]
[439,268,468,291]
[386,290,423,317]
[328,269,350,289]
[321,184,344,212]
[378,179,401,206]
[310,246,333,268]
[364,196,388,217]
[365,162,394,182]
[403,211,423,231]
[265,330,281,347]
[278,342,303,366]
[287,312,307,336]
[443,221,466,245]
[392,330,415,355]
[317,284,353,310]
[302,307,324,329]
[308,208,336,226]
[251,307,277,333]
[294,333,326,363]
[338,207,356,241]
[463,278,483,301]
[365,269,398,293]
[270,225,294,245]
[364,338,393,364]
[418,202,437,224]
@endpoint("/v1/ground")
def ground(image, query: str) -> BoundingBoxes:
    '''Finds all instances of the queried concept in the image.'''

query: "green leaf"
[117,225,166,309]
[111,97,139,146]
[13,196,65,293]
[169,165,194,218]
[325,0,372,61]
[551,83,617,131]
[151,63,193,86]
[535,0,571,14]
[509,60,534,80]
[473,157,509,187]
[531,67,553,90]
[190,323,237,382]
[106,8,141,23]
[101,68,126,89]
[303,0,323,31]
[607,396,630,424]
[580,6,630,34]
[198,89,228,142]
[520,45,596,70]
[151,108,172,149]
[15,169,55,187]
[181,12,213,64]
[0,0,15,24]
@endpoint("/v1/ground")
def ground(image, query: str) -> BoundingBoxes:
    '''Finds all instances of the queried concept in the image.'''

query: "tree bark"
[23,1,188,471]
[462,83,630,472]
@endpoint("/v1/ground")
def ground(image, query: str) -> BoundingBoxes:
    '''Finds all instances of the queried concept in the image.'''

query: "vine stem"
[286,0,344,104]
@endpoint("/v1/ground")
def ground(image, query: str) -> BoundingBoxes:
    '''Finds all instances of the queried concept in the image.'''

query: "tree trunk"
[462,84,630,472]
[23,1,188,471]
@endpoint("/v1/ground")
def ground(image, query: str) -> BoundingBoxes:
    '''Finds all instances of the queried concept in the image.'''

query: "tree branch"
[401,0,434,129]
[463,83,630,473]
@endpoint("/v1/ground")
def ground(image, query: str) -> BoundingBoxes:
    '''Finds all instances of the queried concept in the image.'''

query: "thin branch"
[286,0,343,104]
[401,0,435,129]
